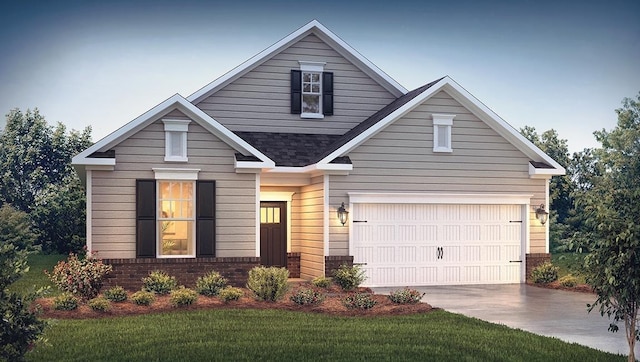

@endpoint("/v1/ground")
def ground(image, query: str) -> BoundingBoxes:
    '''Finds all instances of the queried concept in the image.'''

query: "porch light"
[535,204,549,225]
[337,202,349,226]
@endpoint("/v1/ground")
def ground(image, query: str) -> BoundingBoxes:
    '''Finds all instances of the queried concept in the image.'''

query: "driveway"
[373,284,635,357]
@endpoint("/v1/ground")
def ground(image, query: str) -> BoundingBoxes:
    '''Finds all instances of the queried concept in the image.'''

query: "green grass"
[8,253,65,296]
[552,252,588,283]
[27,309,622,361]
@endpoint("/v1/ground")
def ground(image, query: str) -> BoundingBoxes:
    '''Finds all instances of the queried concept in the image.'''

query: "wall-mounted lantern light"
[337,202,349,226]
[535,204,549,225]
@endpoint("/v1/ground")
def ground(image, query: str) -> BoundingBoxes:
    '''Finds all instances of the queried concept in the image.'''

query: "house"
[72,20,565,289]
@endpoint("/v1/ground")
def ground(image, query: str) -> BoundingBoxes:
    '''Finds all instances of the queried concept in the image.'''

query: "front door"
[260,202,287,267]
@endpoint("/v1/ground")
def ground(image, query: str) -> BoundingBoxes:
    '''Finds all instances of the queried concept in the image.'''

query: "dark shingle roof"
[530,161,554,169]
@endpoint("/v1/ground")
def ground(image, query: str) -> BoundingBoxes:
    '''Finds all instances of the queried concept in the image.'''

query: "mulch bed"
[527,281,594,294]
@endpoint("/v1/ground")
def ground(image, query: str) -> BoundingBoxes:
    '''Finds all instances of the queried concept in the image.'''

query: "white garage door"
[352,203,524,287]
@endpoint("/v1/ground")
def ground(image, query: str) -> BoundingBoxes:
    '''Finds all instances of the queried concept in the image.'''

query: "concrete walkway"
[373,284,635,357]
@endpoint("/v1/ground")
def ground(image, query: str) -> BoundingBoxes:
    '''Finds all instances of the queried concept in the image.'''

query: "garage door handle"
[436,247,443,259]
[509,260,522,263]
[353,220,368,223]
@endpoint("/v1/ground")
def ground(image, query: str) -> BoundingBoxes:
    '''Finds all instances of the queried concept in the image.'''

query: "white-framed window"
[299,61,325,119]
[432,114,456,153]
[162,119,190,162]
[157,180,195,257]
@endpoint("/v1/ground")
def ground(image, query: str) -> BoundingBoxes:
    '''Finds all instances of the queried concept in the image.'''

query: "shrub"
[131,290,155,306]
[246,266,289,301]
[195,271,228,296]
[46,252,113,299]
[311,276,331,288]
[142,270,177,295]
[531,262,559,284]
[388,288,425,304]
[290,288,325,306]
[342,293,377,310]
[219,287,243,302]
[88,297,111,312]
[53,292,79,311]
[103,285,128,302]
[170,287,198,307]
[332,264,366,291]
[558,274,579,288]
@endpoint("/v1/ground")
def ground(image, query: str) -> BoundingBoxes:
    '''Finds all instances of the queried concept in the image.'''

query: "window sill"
[433,148,453,153]
[301,113,324,119]
[157,254,196,259]
[164,156,189,162]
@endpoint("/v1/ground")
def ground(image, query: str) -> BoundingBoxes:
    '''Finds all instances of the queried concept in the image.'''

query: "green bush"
[246,266,289,301]
[332,264,366,291]
[388,288,425,304]
[103,285,128,302]
[53,292,79,311]
[311,276,331,288]
[142,270,177,295]
[88,297,111,312]
[46,252,112,299]
[131,290,155,306]
[195,271,228,296]
[219,287,243,302]
[558,274,578,287]
[290,288,325,306]
[531,262,559,284]
[170,287,198,307]
[342,293,377,310]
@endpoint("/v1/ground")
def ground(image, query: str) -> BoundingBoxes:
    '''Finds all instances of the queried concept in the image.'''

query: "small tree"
[581,92,640,362]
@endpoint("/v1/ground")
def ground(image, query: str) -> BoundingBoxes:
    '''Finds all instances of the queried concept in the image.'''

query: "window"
[162,119,190,162]
[432,114,456,153]
[291,61,333,117]
[158,181,195,257]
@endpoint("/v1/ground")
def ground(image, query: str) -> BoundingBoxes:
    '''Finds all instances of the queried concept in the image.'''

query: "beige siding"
[329,90,548,255]
[296,176,325,279]
[91,112,256,259]
[195,34,396,134]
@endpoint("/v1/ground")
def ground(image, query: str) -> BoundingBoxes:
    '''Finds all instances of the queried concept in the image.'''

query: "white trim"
[163,119,190,162]
[348,192,533,205]
[260,191,295,253]
[521,204,529,282]
[323,175,330,257]
[156,180,196,259]
[152,168,200,180]
[299,61,325,72]
[432,114,455,153]
[301,113,324,119]
[529,163,565,177]
[255,174,261,257]
[162,119,190,132]
[545,178,550,254]
[86,170,92,255]
[187,20,406,103]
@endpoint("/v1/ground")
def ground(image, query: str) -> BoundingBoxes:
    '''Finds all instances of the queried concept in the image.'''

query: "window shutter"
[322,72,334,116]
[196,180,216,257]
[136,180,156,258]
[291,70,302,114]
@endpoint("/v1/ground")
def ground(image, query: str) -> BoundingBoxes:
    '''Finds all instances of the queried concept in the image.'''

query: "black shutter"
[196,180,216,257]
[136,180,156,258]
[291,70,302,114]
[322,72,334,116]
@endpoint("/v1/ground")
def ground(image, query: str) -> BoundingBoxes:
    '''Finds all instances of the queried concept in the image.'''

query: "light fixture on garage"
[535,204,549,225]
[337,202,349,226]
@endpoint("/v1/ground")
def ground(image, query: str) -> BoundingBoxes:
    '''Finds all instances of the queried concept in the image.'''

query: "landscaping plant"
[218,287,243,302]
[103,285,128,302]
[246,266,289,301]
[531,261,559,284]
[290,288,325,306]
[142,270,177,295]
[558,274,579,288]
[88,297,111,312]
[195,271,228,296]
[46,252,112,299]
[53,292,79,311]
[311,276,331,288]
[388,288,425,304]
[332,264,366,291]
[342,293,377,310]
[131,290,155,306]
[170,287,198,307]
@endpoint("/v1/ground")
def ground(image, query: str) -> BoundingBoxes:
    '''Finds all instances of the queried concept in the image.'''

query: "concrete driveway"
[373,284,635,357]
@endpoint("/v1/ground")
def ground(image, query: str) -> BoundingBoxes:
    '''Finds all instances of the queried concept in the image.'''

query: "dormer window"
[432,114,455,153]
[291,61,333,118]
[162,119,190,162]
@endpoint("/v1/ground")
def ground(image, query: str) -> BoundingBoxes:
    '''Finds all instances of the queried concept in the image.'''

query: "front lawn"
[27,308,622,361]
[552,252,588,284]
[8,253,65,296]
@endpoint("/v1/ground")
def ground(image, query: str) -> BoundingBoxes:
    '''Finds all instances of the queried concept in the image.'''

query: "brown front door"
[260,202,287,267]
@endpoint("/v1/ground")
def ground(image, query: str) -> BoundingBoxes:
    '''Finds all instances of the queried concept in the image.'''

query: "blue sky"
[0,0,638,153]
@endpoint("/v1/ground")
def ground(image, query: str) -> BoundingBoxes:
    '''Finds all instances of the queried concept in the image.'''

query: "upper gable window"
[162,119,190,162]
[291,61,333,118]
[432,114,456,153]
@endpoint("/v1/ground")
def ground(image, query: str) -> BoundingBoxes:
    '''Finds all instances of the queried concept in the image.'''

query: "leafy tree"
[0,108,92,253]
[581,92,640,362]
[0,204,47,361]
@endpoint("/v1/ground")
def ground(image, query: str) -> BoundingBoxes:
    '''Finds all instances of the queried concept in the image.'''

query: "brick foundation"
[102,257,261,291]
[287,252,301,278]
[526,253,551,282]
[324,255,354,277]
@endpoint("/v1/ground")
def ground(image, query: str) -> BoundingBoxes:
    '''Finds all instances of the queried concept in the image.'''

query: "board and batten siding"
[296,176,325,279]
[195,34,396,135]
[329,90,548,255]
[90,114,257,259]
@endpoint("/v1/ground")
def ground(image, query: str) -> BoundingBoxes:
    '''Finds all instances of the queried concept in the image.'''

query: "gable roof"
[72,94,275,169]
[235,132,342,167]
[315,76,565,176]
[187,20,407,104]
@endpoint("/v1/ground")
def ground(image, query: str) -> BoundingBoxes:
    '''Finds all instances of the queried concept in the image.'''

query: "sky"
[0,0,638,154]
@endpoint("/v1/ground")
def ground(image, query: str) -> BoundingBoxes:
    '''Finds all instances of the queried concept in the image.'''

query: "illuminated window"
[158,181,195,257]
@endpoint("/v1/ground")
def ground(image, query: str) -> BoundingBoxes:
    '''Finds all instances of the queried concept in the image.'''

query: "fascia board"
[529,163,566,178]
